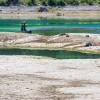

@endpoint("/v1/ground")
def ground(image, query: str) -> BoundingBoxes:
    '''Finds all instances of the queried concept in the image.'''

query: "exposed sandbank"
[0,56,100,100]
[0,32,100,54]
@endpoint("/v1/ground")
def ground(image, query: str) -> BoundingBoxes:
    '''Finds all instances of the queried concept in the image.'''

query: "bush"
[96,0,100,4]
[42,1,48,6]
[80,0,95,5]
[56,0,66,6]
[19,0,32,5]
[0,0,7,6]
[67,0,79,5]
[48,0,57,6]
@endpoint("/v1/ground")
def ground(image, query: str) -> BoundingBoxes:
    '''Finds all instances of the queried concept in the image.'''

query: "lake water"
[0,18,100,35]
[0,48,100,59]
[0,19,100,59]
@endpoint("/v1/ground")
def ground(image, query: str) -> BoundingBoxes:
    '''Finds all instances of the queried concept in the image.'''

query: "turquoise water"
[0,19,100,35]
[0,19,100,59]
[0,48,100,59]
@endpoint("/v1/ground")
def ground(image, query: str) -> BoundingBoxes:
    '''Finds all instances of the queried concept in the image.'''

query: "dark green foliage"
[31,0,36,5]
[7,0,19,5]
[56,0,66,6]
[0,0,100,6]
[80,0,96,5]
[67,0,79,5]
[0,0,8,6]
[48,0,56,6]
[41,1,48,6]
[86,0,94,5]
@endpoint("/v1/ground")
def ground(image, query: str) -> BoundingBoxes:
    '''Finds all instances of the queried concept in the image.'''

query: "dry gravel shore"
[0,56,100,100]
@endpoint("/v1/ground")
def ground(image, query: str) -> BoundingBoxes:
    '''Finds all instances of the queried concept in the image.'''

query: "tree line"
[0,0,100,6]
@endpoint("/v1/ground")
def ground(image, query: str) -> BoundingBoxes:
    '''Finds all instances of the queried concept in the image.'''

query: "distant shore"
[0,5,100,11]
[0,5,100,19]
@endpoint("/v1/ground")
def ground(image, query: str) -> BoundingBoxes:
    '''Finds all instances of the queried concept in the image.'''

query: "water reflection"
[0,48,100,59]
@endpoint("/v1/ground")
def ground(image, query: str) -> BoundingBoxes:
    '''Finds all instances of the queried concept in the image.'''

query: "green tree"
[56,0,66,6]
[7,0,19,5]
[31,0,36,5]
[66,0,79,5]
[80,0,95,5]
[41,0,48,6]
[0,0,100,6]
[19,0,32,5]
[48,0,57,6]
[0,0,7,6]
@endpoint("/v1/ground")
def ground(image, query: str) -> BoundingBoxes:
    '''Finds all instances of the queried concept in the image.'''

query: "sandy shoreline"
[0,56,100,100]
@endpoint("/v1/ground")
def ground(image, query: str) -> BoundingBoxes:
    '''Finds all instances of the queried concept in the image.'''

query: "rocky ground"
[0,56,100,100]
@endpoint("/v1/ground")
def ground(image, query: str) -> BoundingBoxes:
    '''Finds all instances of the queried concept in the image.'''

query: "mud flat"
[0,56,100,100]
